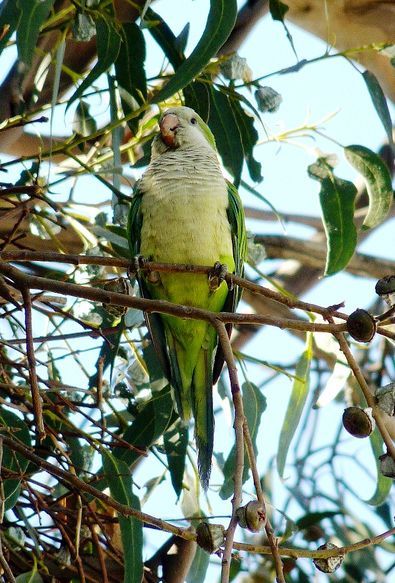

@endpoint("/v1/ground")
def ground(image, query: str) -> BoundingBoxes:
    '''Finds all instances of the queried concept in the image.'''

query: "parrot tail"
[192,345,215,490]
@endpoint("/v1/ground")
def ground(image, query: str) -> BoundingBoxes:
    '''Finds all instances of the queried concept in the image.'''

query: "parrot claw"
[208,261,229,291]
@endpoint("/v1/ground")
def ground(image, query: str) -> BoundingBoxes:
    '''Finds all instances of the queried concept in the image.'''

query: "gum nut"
[342,406,375,438]
[196,522,225,554]
[313,543,343,573]
[375,383,395,416]
[346,309,376,342]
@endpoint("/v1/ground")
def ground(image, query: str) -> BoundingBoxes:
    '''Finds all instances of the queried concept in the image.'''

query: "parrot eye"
[190,117,197,125]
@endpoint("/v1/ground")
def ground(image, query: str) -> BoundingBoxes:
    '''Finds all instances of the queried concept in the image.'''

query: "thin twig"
[330,322,395,461]
[243,425,285,582]
[215,320,245,583]
[20,286,45,440]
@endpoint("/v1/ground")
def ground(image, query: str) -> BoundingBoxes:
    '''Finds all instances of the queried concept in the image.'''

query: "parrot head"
[151,106,216,157]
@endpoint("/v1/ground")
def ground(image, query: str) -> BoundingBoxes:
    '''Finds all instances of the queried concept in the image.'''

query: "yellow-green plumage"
[128,106,246,488]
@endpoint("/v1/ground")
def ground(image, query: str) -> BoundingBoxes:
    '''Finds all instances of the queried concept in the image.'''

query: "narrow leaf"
[15,572,44,583]
[366,429,392,506]
[362,71,393,145]
[153,0,237,103]
[277,334,312,478]
[207,87,243,185]
[16,0,55,66]
[345,145,393,230]
[309,158,357,276]
[68,16,121,107]
[230,98,262,183]
[102,452,143,583]
[186,545,210,583]
[164,421,188,498]
[113,386,175,466]
[220,382,266,499]
[115,22,147,132]
[0,1,21,55]
[145,8,184,69]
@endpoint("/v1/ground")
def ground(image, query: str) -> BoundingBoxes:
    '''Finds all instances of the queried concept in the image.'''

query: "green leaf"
[153,0,237,103]
[345,145,393,231]
[207,87,243,185]
[16,0,55,66]
[309,158,357,276]
[366,429,392,506]
[362,71,394,146]
[269,0,289,21]
[230,97,262,183]
[15,571,43,583]
[296,511,341,530]
[102,452,143,583]
[220,382,266,499]
[113,386,175,466]
[186,545,210,583]
[277,334,312,478]
[145,8,185,69]
[0,408,31,509]
[68,16,122,107]
[164,421,188,498]
[115,22,147,132]
[184,80,211,123]
[0,1,21,55]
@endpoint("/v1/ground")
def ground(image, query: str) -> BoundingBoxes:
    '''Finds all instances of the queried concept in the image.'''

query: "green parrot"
[128,106,246,488]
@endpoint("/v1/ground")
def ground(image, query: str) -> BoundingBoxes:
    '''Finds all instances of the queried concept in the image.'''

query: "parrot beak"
[159,113,180,147]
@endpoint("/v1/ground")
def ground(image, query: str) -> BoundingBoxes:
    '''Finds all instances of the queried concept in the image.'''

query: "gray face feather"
[151,106,216,159]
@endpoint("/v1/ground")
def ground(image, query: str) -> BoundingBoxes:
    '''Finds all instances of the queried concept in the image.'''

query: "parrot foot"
[208,261,229,291]
[133,255,160,285]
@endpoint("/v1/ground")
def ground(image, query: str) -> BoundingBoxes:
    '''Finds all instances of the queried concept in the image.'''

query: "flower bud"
[255,86,282,113]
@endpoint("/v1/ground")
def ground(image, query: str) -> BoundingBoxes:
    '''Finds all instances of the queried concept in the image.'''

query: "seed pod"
[196,522,225,554]
[379,454,395,479]
[375,383,395,416]
[255,86,282,113]
[101,277,131,318]
[313,543,343,573]
[236,500,265,533]
[375,275,395,307]
[346,309,376,342]
[342,406,375,438]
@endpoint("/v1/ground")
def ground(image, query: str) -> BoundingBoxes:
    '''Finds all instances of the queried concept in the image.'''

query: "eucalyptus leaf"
[16,0,55,66]
[102,452,143,583]
[345,145,393,231]
[362,71,393,145]
[113,386,175,466]
[164,421,188,498]
[366,428,392,506]
[277,334,312,478]
[220,381,266,499]
[115,22,147,132]
[153,0,237,103]
[309,158,357,276]
[68,16,122,108]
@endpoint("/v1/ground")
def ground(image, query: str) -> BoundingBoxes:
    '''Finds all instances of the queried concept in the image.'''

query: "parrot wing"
[127,183,171,381]
[213,180,247,383]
